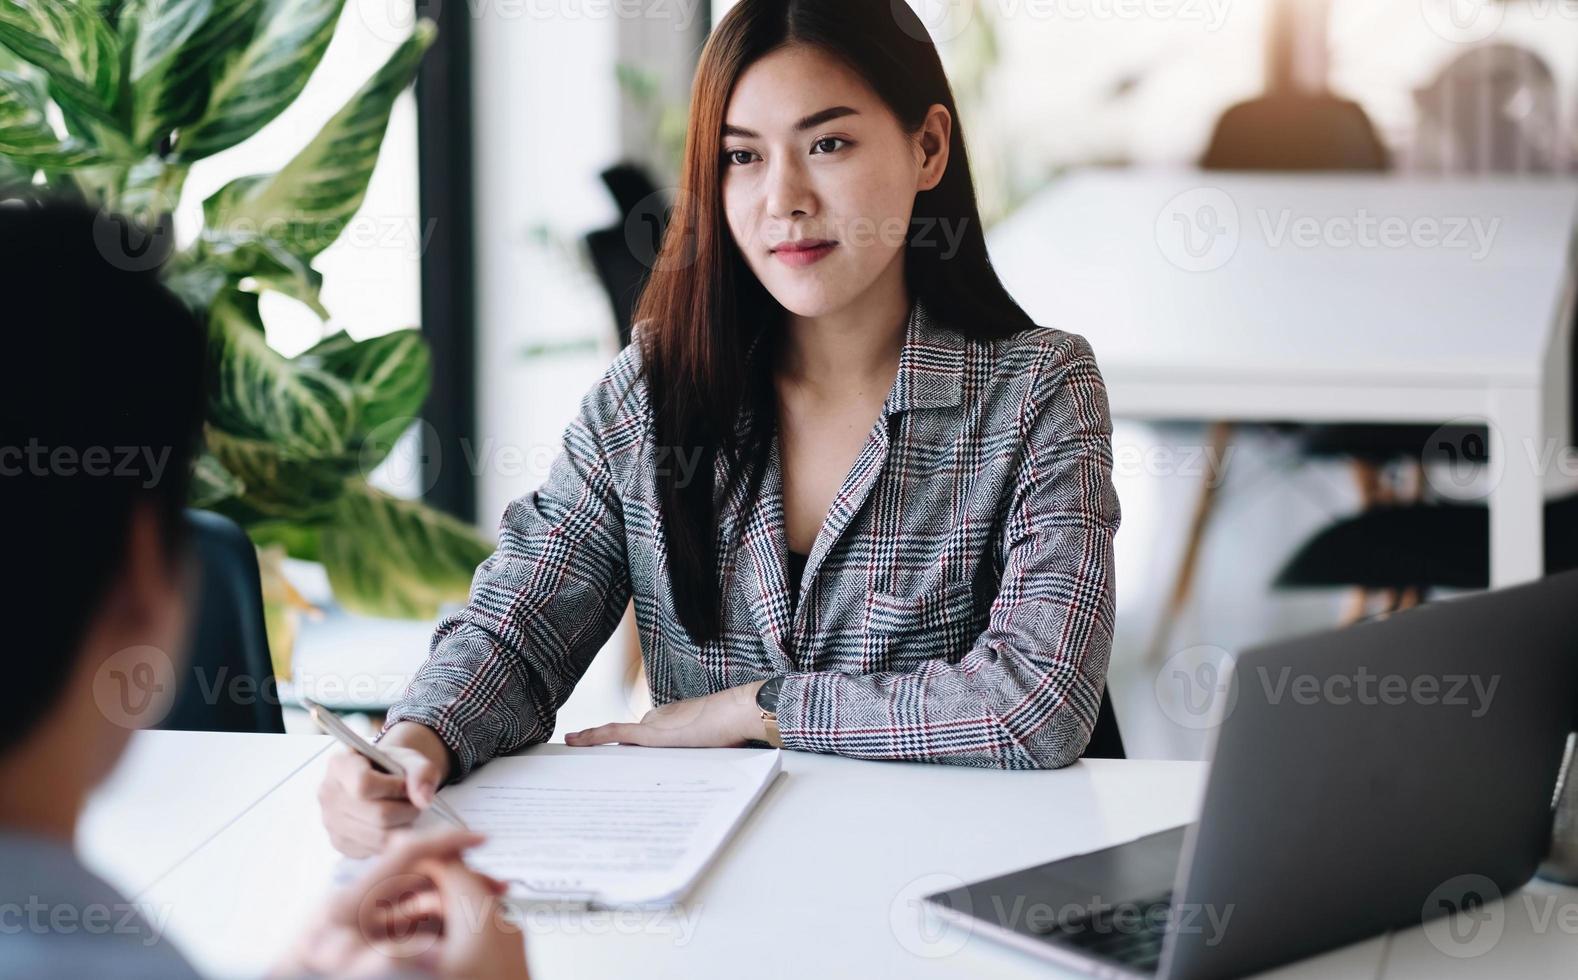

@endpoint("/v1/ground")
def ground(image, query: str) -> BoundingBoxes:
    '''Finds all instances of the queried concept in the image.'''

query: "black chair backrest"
[1083,687,1126,760]
[585,162,666,348]
[158,510,284,734]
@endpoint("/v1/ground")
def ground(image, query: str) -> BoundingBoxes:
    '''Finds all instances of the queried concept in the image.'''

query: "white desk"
[988,168,1578,587]
[75,731,1578,978]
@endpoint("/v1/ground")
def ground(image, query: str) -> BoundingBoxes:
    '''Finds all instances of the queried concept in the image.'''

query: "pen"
[301,697,470,831]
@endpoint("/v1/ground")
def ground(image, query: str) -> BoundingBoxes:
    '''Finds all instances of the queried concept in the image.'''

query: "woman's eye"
[811,137,848,154]
[724,149,757,166]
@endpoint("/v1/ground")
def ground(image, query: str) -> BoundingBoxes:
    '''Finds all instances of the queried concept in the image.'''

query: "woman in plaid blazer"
[321,0,1119,855]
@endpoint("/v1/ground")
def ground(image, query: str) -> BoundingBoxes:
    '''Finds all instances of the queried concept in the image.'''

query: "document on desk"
[351,746,782,909]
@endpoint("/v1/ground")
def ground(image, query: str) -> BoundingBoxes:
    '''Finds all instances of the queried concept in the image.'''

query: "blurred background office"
[149,0,1578,759]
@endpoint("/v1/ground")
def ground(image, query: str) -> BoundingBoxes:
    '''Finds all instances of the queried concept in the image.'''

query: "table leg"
[1488,389,1545,587]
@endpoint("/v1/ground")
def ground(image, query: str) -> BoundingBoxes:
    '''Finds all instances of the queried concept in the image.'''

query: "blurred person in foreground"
[0,200,529,980]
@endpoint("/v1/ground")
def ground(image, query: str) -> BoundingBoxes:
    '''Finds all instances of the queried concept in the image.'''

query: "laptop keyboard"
[1034,889,1173,974]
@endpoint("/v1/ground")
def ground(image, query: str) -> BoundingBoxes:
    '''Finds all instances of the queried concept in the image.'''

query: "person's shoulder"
[981,322,1100,379]
[967,320,1108,430]
[578,322,653,434]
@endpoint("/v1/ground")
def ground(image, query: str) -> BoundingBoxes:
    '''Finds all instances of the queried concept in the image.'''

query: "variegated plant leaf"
[198,20,434,259]
[142,0,260,141]
[300,328,430,436]
[204,425,356,520]
[0,152,30,191]
[161,247,229,311]
[200,232,329,318]
[0,0,121,129]
[174,0,344,161]
[124,0,213,146]
[190,448,244,507]
[205,289,356,454]
[0,70,102,166]
[318,484,490,619]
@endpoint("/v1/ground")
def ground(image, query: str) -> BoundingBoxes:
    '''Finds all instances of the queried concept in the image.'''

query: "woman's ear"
[915,103,953,192]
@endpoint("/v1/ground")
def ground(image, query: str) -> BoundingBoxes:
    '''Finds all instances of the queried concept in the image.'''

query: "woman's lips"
[771,240,838,268]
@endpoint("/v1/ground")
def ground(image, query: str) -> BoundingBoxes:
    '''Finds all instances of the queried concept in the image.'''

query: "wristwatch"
[755,675,785,748]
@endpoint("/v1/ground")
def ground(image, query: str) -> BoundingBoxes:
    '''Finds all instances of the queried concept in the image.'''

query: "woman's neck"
[776,263,910,400]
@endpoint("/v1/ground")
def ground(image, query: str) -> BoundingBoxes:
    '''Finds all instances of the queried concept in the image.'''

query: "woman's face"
[720,43,950,319]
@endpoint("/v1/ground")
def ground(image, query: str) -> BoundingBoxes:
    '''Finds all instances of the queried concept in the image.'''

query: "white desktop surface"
[988,168,1578,587]
[78,730,331,897]
[76,731,1578,978]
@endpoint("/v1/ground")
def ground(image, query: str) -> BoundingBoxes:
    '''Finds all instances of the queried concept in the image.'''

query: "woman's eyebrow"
[722,106,859,139]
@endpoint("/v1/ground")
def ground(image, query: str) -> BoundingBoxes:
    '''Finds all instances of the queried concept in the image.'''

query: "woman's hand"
[319,721,455,857]
[565,681,767,748]
[272,828,529,979]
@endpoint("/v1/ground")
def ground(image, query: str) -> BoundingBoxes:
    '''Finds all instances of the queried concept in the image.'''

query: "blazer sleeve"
[380,348,639,779]
[771,334,1120,770]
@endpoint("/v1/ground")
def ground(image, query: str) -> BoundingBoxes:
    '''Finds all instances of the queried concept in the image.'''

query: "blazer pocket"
[863,579,977,637]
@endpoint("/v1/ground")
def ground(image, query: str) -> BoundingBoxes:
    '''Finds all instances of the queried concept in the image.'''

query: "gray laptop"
[925,570,1578,979]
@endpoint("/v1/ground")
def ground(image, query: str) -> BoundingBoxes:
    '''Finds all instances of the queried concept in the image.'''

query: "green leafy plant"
[0,1,490,637]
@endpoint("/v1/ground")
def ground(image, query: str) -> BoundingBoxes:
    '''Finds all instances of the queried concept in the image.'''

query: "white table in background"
[988,168,1578,587]
[75,731,1578,978]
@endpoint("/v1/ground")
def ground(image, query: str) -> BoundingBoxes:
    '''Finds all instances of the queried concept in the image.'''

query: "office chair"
[584,162,668,348]
[1083,687,1126,760]
[1275,494,1578,593]
[158,510,285,734]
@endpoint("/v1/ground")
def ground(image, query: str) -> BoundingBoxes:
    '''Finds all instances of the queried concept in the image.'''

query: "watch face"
[756,675,784,712]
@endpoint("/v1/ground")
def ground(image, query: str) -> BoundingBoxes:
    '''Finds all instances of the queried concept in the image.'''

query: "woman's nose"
[765,158,816,220]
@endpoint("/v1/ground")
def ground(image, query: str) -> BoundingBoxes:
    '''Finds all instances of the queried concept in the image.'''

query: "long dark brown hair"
[633,0,1034,645]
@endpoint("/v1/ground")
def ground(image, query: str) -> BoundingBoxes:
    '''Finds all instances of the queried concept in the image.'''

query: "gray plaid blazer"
[384,296,1120,773]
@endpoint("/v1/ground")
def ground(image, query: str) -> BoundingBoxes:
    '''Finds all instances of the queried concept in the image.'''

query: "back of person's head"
[0,200,206,748]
